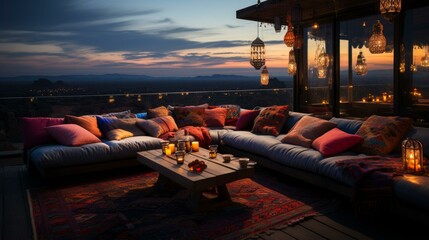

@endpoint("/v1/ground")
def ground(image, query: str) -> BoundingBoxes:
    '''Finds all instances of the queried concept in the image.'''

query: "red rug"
[28,170,335,240]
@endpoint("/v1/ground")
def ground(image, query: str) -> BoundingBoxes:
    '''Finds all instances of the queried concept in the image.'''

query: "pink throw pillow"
[22,117,64,149]
[45,124,101,146]
[236,110,260,130]
[204,108,228,127]
[312,128,363,157]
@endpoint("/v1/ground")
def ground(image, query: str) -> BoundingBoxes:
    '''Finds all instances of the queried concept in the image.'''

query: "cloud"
[225,24,240,29]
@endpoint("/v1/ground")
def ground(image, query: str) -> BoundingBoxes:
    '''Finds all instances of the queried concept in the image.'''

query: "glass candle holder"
[165,148,172,156]
[177,140,186,152]
[176,150,185,164]
[209,145,218,159]
[191,141,199,152]
[160,140,169,155]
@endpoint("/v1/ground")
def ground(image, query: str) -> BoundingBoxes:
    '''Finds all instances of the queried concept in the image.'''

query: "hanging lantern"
[260,65,269,86]
[288,49,297,75]
[317,67,327,79]
[250,37,265,70]
[355,51,368,75]
[421,53,429,68]
[317,48,330,69]
[284,23,295,47]
[410,64,418,72]
[399,62,406,73]
[402,138,425,174]
[368,20,386,54]
[380,0,401,22]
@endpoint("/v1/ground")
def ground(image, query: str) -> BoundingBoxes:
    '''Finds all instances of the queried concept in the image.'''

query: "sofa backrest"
[329,117,363,134]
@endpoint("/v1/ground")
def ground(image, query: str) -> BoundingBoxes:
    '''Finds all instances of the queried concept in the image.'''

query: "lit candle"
[191,141,199,152]
[176,150,185,164]
[165,148,171,156]
[169,143,175,154]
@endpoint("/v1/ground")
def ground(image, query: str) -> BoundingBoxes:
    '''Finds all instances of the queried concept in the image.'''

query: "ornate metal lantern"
[284,23,295,47]
[355,51,368,75]
[288,49,297,75]
[260,65,269,85]
[402,138,425,174]
[380,0,401,22]
[250,36,265,70]
[317,48,330,69]
[368,20,386,54]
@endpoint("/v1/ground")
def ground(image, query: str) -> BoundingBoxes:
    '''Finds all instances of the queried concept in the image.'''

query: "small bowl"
[222,154,233,163]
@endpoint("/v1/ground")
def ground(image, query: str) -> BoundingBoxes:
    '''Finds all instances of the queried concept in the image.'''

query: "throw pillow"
[96,116,145,138]
[22,117,64,149]
[251,105,289,136]
[103,110,134,119]
[312,128,363,157]
[105,129,134,141]
[64,115,102,138]
[45,124,101,146]
[281,115,337,148]
[204,108,228,127]
[136,116,178,137]
[354,115,413,155]
[135,112,148,119]
[235,109,260,130]
[147,106,169,118]
[173,107,206,128]
[218,104,241,126]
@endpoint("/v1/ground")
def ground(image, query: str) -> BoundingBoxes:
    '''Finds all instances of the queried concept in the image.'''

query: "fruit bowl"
[188,159,207,173]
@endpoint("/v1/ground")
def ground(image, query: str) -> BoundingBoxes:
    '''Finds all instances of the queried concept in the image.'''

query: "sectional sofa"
[22,106,429,224]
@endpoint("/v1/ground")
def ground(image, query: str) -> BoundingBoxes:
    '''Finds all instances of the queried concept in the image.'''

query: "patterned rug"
[28,170,336,240]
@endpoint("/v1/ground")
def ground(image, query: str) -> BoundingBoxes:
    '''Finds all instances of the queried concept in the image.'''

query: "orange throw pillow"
[65,115,102,138]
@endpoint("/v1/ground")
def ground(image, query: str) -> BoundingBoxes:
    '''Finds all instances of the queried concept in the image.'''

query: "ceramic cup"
[239,158,249,168]
[222,154,233,163]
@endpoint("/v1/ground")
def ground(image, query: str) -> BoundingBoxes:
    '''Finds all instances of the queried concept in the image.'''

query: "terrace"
[1,0,429,239]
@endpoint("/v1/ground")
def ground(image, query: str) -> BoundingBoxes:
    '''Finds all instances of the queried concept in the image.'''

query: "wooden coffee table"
[137,148,255,211]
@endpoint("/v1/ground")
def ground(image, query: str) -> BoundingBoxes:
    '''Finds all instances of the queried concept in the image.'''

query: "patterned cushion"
[147,106,169,118]
[218,104,241,126]
[45,124,101,146]
[204,108,228,127]
[103,110,135,119]
[105,129,134,141]
[312,128,363,157]
[251,105,289,136]
[173,107,206,128]
[64,115,102,138]
[281,115,337,148]
[22,117,64,149]
[136,116,178,137]
[354,115,413,155]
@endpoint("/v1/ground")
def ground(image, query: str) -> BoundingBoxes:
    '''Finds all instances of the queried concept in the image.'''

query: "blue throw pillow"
[135,112,148,119]
[96,116,117,136]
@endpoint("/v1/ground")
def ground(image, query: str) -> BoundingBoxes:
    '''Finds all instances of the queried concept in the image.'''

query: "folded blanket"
[336,156,403,218]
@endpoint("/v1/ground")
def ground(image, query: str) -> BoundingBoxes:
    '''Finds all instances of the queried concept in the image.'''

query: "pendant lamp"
[288,49,297,75]
[260,65,269,85]
[284,23,295,47]
[355,51,368,75]
[368,20,386,54]
[380,0,401,22]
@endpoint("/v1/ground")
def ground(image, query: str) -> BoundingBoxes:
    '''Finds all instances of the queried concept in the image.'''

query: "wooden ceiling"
[236,0,378,26]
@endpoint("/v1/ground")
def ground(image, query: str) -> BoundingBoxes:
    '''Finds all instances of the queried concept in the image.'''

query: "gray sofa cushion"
[222,131,281,156]
[329,117,363,134]
[316,153,365,187]
[30,136,161,170]
[394,175,429,211]
[208,128,233,145]
[267,143,324,173]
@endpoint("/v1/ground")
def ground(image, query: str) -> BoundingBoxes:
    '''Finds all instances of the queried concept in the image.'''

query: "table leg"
[187,190,202,211]
[216,184,231,201]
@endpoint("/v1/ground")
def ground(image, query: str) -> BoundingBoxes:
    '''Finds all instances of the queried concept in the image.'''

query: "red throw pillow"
[173,107,206,128]
[65,115,102,138]
[252,105,289,136]
[236,110,260,130]
[281,115,337,148]
[204,108,228,127]
[45,124,101,146]
[312,128,363,157]
[22,117,64,149]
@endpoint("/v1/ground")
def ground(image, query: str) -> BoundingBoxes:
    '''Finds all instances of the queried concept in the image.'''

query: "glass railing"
[0,88,293,152]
